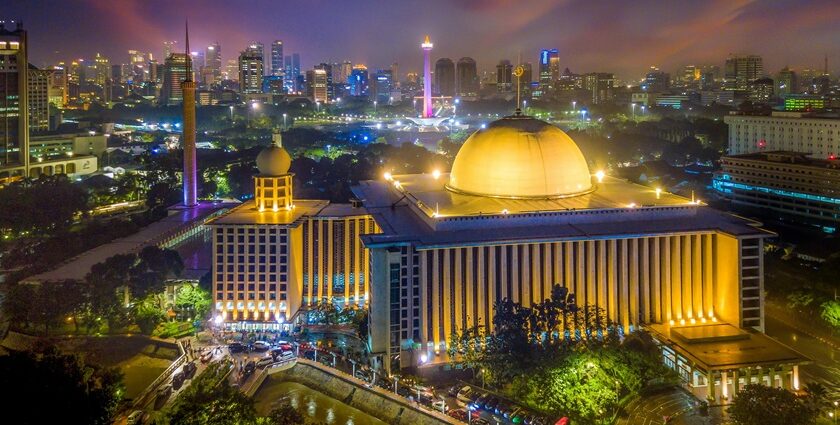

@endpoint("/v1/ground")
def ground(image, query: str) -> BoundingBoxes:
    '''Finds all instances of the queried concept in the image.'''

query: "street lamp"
[631,103,636,120]
[349,359,357,378]
[229,105,234,122]
[283,113,287,129]
[523,99,528,113]
[393,376,398,394]
[572,100,576,111]
[331,352,337,368]
[374,100,378,115]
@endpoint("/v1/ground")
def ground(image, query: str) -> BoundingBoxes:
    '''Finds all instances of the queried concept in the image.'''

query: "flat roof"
[24,202,233,283]
[649,323,808,370]
[352,175,773,249]
[207,200,368,226]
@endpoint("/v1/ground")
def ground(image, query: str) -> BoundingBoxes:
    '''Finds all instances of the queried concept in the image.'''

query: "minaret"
[421,35,434,118]
[182,20,198,207]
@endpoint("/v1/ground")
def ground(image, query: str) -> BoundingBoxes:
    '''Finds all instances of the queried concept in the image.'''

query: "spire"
[184,19,192,81]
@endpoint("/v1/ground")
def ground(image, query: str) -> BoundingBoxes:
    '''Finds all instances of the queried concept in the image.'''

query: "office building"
[239,44,264,94]
[349,65,368,97]
[27,65,51,132]
[777,67,798,96]
[783,94,825,112]
[713,151,840,232]
[724,111,840,158]
[456,57,478,98]
[284,53,300,93]
[353,114,804,405]
[48,64,67,107]
[314,63,333,102]
[496,60,512,92]
[584,72,615,104]
[161,53,191,105]
[306,69,328,103]
[209,132,378,326]
[270,40,284,77]
[683,65,700,89]
[390,62,399,88]
[643,66,670,92]
[204,43,221,85]
[93,53,110,87]
[538,49,560,93]
[374,69,392,104]
[434,58,455,97]
[725,55,763,92]
[0,21,28,177]
[749,77,774,103]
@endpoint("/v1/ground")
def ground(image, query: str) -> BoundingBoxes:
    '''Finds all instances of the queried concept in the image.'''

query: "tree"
[175,283,212,322]
[820,300,840,329]
[728,384,817,425]
[167,363,258,425]
[0,347,124,425]
[265,403,306,425]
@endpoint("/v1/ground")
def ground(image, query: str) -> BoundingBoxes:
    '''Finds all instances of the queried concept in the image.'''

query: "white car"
[253,341,271,351]
[432,399,449,412]
[126,410,145,425]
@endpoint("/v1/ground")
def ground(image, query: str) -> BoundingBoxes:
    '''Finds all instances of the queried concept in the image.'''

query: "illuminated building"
[724,111,840,158]
[776,67,797,96]
[0,20,28,178]
[209,132,378,328]
[782,94,825,111]
[538,48,559,95]
[239,44,264,94]
[583,72,615,104]
[314,63,333,101]
[374,69,392,104]
[270,40,284,77]
[421,36,433,118]
[27,65,51,132]
[161,53,191,106]
[349,65,368,97]
[353,113,806,403]
[643,66,670,92]
[749,77,774,103]
[204,43,222,86]
[714,151,840,232]
[456,57,478,98]
[305,69,328,103]
[93,53,110,87]
[284,53,300,93]
[434,58,455,97]
[725,54,763,92]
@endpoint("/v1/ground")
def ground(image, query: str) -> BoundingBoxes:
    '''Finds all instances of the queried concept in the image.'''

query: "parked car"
[470,393,489,410]
[182,361,197,379]
[228,342,246,353]
[126,410,145,425]
[256,356,274,368]
[156,384,172,400]
[448,408,468,421]
[455,386,473,405]
[431,399,449,412]
[172,372,185,390]
[252,341,271,352]
[509,407,525,423]
[200,350,213,363]
[243,361,256,375]
[483,396,500,411]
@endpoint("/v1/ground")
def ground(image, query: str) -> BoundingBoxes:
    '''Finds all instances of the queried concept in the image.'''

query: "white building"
[725,111,840,158]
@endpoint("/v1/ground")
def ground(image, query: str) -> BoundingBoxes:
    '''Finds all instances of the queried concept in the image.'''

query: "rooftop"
[649,323,808,370]
[723,150,840,169]
[207,199,367,226]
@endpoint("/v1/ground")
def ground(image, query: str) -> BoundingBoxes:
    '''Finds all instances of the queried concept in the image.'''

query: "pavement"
[617,387,725,425]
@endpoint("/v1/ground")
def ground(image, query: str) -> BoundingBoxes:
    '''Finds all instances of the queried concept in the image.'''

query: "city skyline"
[7,0,840,79]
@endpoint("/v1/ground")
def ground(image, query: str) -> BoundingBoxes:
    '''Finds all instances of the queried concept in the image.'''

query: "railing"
[241,357,297,397]
[131,339,188,409]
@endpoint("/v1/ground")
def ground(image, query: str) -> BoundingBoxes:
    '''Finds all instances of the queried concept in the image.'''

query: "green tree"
[134,297,166,335]
[175,283,212,321]
[167,363,258,425]
[728,384,817,425]
[264,403,306,425]
[0,347,124,425]
[820,300,840,329]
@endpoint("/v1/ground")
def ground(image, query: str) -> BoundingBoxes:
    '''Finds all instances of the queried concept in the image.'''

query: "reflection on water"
[254,380,387,425]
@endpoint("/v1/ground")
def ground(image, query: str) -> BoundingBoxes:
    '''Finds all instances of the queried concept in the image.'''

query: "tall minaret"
[421,35,433,118]
[182,20,198,207]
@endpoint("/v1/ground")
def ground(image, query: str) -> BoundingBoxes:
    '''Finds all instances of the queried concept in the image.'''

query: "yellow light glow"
[627,203,636,208]
[690,318,696,324]
[393,180,401,189]
[432,169,441,180]
[711,316,717,322]
[701,317,707,323]
[655,188,662,199]
[669,319,675,326]
[383,172,393,181]
[501,209,509,215]
[595,170,605,183]
[679,319,686,326]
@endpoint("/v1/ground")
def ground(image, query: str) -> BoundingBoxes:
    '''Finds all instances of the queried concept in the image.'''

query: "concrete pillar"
[721,370,729,400]
[707,370,716,403]
[793,365,800,390]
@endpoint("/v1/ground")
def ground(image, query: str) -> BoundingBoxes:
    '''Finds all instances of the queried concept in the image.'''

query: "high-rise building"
[456,57,478,98]
[239,44,264,94]
[349,65,368,97]
[163,41,177,59]
[284,53,300,93]
[0,21,28,175]
[93,53,110,87]
[203,42,222,86]
[374,69,392,104]
[725,55,763,92]
[223,59,238,81]
[643,66,670,92]
[314,63,333,101]
[270,40,284,77]
[338,61,352,88]
[48,63,67,107]
[538,48,560,93]
[777,67,798,96]
[161,53,191,105]
[28,66,51,133]
[725,111,840,158]
[434,58,455,97]
[749,77,774,103]
[584,72,615,104]
[496,60,512,92]
[306,68,328,103]
[390,62,399,88]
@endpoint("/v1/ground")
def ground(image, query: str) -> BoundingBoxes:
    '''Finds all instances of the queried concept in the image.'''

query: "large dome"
[446,115,593,199]
[256,144,291,176]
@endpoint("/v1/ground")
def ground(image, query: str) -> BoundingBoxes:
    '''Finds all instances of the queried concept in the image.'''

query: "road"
[764,311,840,398]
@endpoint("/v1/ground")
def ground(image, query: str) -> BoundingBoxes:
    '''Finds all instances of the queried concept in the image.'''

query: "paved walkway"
[617,386,725,425]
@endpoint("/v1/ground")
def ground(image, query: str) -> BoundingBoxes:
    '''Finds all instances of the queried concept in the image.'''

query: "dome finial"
[272,130,283,148]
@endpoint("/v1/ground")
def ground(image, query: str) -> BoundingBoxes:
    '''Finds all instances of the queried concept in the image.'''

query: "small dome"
[446,115,593,199]
[256,144,291,176]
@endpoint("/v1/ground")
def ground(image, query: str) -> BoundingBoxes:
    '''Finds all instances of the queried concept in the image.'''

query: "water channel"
[254,379,387,425]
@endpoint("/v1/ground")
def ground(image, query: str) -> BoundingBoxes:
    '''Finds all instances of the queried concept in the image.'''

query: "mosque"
[210,113,807,404]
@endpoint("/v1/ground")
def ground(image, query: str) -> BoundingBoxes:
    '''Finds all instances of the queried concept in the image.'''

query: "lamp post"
[413,98,417,115]
[229,105,234,123]
[282,113,287,129]
[572,100,576,112]
[523,99,528,114]
[330,352,336,368]
[349,359,356,378]
[374,100,378,115]
[631,103,636,121]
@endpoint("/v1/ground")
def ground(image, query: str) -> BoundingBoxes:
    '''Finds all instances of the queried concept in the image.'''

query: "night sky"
[6,0,840,80]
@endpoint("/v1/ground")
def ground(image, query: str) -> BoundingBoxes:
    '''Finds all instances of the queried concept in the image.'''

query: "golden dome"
[256,142,291,176]
[446,115,593,199]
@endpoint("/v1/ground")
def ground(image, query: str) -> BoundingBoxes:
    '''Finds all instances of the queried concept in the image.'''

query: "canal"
[254,379,387,425]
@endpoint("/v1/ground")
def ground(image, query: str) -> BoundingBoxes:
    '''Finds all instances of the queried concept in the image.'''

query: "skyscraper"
[725,55,763,91]
[284,53,300,93]
[421,35,433,118]
[205,43,222,84]
[27,65,51,133]
[93,53,110,87]
[239,44,264,94]
[305,68,328,103]
[496,60,512,92]
[777,67,798,96]
[271,40,284,77]
[390,62,400,88]
[374,69,392,104]
[349,65,368,97]
[163,41,177,60]
[456,57,478,98]
[434,58,455,97]
[161,53,191,105]
[584,72,615,104]
[643,66,670,92]
[0,21,28,175]
[314,63,333,101]
[538,48,559,92]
